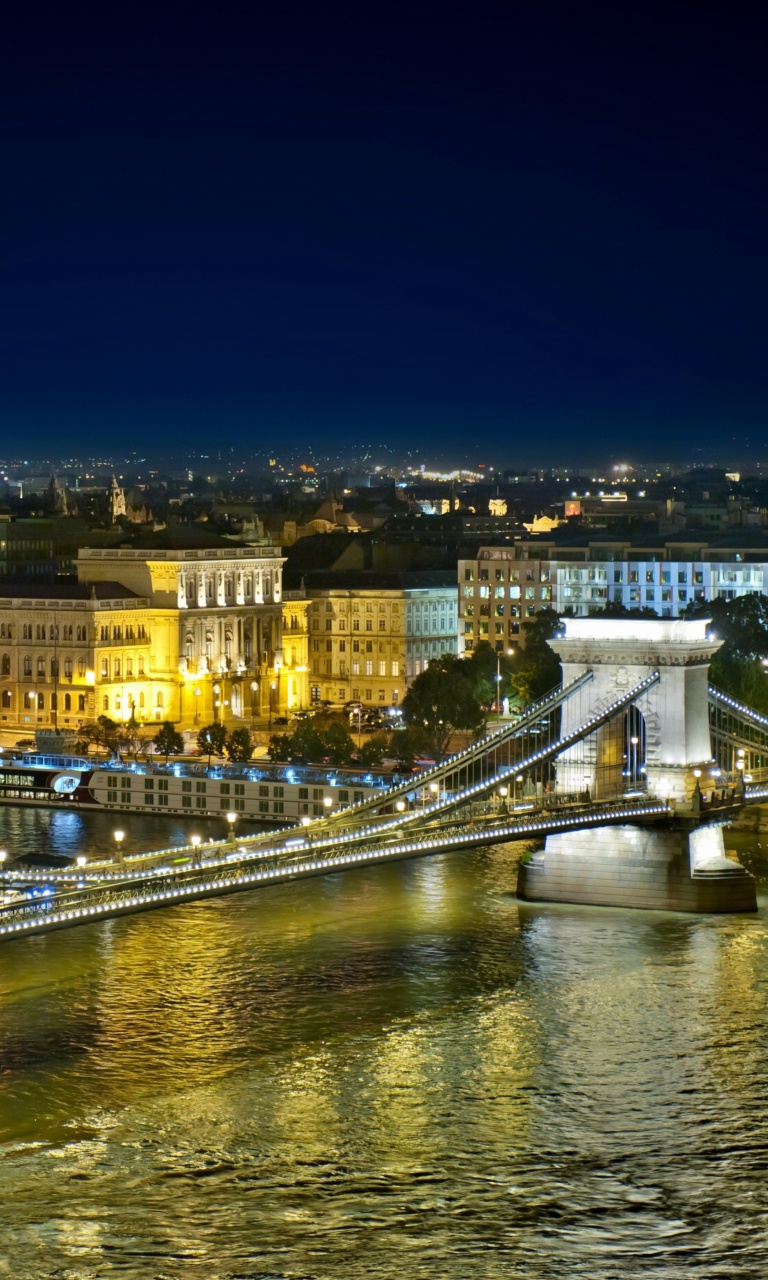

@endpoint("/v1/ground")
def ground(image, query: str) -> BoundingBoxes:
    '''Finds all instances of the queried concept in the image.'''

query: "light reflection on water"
[1,813,768,1275]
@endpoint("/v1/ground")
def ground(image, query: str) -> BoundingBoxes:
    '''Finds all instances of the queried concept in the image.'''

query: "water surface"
[1,810,768,1277]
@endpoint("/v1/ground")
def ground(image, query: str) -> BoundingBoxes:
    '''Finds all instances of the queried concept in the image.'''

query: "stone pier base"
[517,823,757,913]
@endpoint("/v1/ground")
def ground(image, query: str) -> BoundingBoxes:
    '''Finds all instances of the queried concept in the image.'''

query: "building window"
[1,691,11,709]
[102,696,109,711]
[0,654,8,676]
[78,694,86,712]
[37,657,45,677]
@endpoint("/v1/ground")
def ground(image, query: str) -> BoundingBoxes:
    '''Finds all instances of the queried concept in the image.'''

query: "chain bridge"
[1,617,765,941]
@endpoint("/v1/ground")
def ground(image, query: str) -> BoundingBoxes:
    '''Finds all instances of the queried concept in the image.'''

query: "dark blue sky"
[1,2,767,463]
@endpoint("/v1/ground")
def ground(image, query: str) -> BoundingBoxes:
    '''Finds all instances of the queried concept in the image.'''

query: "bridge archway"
[624,705,646,788]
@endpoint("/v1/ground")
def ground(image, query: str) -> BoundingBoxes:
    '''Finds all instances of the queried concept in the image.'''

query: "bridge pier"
[517,822,756,913]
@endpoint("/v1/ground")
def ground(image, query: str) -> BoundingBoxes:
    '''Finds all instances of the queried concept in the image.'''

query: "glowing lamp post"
[226,811,237,844]
[0,850,7,869]
[498,785,508,814]
[113,829,125,865]
[250,680,259,725]
[496,647,514,722]
[76,855,87,869]
[190,834,202,863]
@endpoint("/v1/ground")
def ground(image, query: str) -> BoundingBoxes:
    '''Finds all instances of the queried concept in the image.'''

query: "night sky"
[1,3,767,463]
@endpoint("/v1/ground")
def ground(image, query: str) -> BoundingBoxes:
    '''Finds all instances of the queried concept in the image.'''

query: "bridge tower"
[518,617,756,912]
[552,616,718,805]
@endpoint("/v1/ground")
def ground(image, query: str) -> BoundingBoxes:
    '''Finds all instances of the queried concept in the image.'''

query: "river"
[1,808,768,1277]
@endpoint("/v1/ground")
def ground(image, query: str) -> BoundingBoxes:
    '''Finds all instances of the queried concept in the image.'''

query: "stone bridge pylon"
[517,617,757,912]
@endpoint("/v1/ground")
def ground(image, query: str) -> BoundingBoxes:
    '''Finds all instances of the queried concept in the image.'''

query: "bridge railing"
[314,669,595,831]
[709,685,768,774]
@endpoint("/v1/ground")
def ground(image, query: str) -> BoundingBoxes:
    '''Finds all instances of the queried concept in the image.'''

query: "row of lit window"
[313,660,400,677]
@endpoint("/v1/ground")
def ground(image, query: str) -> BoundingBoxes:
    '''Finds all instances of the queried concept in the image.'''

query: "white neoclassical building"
[77,543,287,726]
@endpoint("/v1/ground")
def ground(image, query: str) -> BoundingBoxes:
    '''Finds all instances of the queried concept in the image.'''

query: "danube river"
[2,808,768,1277]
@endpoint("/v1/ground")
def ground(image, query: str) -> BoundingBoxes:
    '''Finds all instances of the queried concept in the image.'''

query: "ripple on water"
[1,835,768,1276]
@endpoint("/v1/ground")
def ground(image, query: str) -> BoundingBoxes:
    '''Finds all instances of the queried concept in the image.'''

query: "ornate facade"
[77,546,287,727]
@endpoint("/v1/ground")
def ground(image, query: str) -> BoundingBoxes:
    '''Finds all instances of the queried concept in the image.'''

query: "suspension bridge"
[1,616,766,939]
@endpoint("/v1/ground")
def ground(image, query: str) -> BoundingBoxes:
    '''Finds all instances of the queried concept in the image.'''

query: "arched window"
[1,691,11,709]
[156,692,163,708]
[37,657,45,677]
[102,696,109,712]
[1,654,9,676]
[23,657,31,676]
[51,693,57,710]
[624,706,647,788]
[64,693,71,711]
[78,694,86,712]
[37,692,44,710]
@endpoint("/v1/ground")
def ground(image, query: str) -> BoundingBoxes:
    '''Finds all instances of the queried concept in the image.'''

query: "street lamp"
[0,850,7,868]
[269,680,277,729]
[193,686,200,724]
[190,834,202,862]
[213,683,221,724]
[76,854,87,869]
[250,680,259,724]
[496,647,514,723]
[113,829,125,864]
[498,784,508,814]
[226,811,237,843]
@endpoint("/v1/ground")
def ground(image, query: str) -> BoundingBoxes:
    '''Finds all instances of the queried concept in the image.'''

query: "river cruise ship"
[0,750,390,823]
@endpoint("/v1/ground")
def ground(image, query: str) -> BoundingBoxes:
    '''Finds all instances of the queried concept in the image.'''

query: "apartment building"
[459,540,768,652]
[304,572,457,707]
[458,551,553,654]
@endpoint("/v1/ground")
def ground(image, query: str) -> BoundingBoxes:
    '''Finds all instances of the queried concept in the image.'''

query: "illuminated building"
[77,544,286,726]
[0,581,158,731]
[303,572,457,707]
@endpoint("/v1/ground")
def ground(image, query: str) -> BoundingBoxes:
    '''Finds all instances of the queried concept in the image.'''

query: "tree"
[197,722,228,765]
[388,725,423,772]
[507,609,564,704]
[153,721,184,762]
[77,715,122,756]
[226,727,253,762]
[267,732,292,762]
[683,594,768,713]
[359,734,388,768]
[286,719,326,763]
[116,719,151,761]
[321,721,355,767]
[402,655,485,759]
[464,641,516,709]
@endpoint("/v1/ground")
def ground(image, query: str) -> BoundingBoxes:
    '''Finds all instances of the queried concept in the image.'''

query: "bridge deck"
[0,796,673,942]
